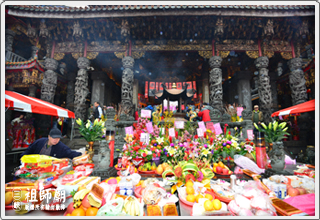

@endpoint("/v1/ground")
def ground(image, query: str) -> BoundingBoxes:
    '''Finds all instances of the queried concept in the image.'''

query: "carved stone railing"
[5,50,27,62]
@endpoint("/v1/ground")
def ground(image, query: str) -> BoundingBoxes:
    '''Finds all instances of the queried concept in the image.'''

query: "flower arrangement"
[254,121,290,143]
[75,118,105,142]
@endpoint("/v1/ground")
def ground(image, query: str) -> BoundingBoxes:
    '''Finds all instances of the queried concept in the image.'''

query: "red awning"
[5,90,75,118]
[271,99,315,117]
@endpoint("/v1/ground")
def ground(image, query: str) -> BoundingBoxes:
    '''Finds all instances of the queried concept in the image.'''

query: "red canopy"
[271,99,315,117]
[5,90,75,118]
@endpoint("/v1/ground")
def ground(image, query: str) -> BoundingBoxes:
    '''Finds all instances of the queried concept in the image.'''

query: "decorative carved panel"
[54,53,65,61]
[219,51,230,59]
[198,51,212,59]
[281,52,293,60]
[246,51,259,59]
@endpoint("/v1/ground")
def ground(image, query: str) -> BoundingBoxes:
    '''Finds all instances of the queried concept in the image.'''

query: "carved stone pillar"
[287,58,308,105]
[234,72,252,111]
[209,56,223,112]
[269,72,279,112]
[121,56,135,114]
[132,79,139,108]
[202,71,210,104]
[74,57,90,120]
[254,56,273,124]
[40,58,59,103]
[30,46,39,58]
[66,72,76,111]
[5,29,16,52]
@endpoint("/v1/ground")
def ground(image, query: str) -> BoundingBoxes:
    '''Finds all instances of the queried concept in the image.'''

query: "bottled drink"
[118,153,123,168]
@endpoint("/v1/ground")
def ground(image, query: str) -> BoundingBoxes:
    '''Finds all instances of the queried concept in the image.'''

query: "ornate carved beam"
[53,40,293,54]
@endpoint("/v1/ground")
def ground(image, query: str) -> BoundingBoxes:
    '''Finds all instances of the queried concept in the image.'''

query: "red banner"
[187,82,192,90]
[193,81,197,98]
[169,82,172,89]
[166,82,169,89]
[149,82,155,90]
[159,82,163,91]
[155,82,159,99]
[145,81,148,98]
[177,82,182,89]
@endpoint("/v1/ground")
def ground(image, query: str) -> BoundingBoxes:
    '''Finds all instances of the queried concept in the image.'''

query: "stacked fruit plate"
[212,161,233,176]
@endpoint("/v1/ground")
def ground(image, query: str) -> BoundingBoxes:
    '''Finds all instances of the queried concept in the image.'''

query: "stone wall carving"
[121,56,135,115]
[40,58,58,103]
[74,57,90,120]
[209,56,223,113]
[288,58,307,105]
[254,56,273,125]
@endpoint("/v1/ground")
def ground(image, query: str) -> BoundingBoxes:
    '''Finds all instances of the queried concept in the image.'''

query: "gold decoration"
[131,51,145,59]
[72,52,83,60]
[114,52,126,59]
[280,52,293,60]
[198,51,212,59]
[54,53,65,61]
[246,51,259,59]
[21,69,42,85]
[163,110,175,129]
[264,51,274,59]
[87,52,99,60]
[219,51,230,59]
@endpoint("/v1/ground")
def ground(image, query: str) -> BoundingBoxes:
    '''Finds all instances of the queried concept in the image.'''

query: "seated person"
[20,128,82,159]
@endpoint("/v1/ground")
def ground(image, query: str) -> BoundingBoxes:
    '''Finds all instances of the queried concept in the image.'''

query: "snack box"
[163,203,178,216]
[147,205,162,216]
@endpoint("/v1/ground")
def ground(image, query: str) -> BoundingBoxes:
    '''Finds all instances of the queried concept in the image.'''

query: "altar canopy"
[5,90,75,118]
[153,84,195,102]
[271,99,315,117]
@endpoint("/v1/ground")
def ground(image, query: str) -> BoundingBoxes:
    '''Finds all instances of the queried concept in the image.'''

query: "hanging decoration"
[246,51,259,59]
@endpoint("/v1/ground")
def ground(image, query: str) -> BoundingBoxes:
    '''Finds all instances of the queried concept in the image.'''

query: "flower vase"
[152,157,161,166]
[87,141,94,163]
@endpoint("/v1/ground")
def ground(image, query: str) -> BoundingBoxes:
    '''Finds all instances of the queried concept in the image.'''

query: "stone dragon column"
[254,56,273,125]
[40,58,59,103]
[287,58,307,105]
[209,56,223,113]
[120,56,135,115]
[74,57,90,120]
[288,57,309,145]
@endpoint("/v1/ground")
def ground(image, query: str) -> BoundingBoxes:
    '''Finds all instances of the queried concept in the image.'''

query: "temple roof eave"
[7,6,315,19]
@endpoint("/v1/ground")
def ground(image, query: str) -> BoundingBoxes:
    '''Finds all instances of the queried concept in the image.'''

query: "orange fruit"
[212,199,222,210]
[79,204,87,212]
[195,194,204,203]
[186,194,196,203]
[204,200,214,211]
[86,207,99,216]
[71,208,86,216]
[5,191,13,205]
[186,186,195,195]
[213,163,219,167]
[205,193,214,201]
[185,180,194,188]
[66,213,71,216]
[218,161,224,168]
[213,167,217,173]
[156,166,164,175]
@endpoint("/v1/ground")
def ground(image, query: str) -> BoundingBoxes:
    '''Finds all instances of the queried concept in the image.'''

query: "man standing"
[94,101,103,120]
[252,105,263,135]
[21,128,82,159]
